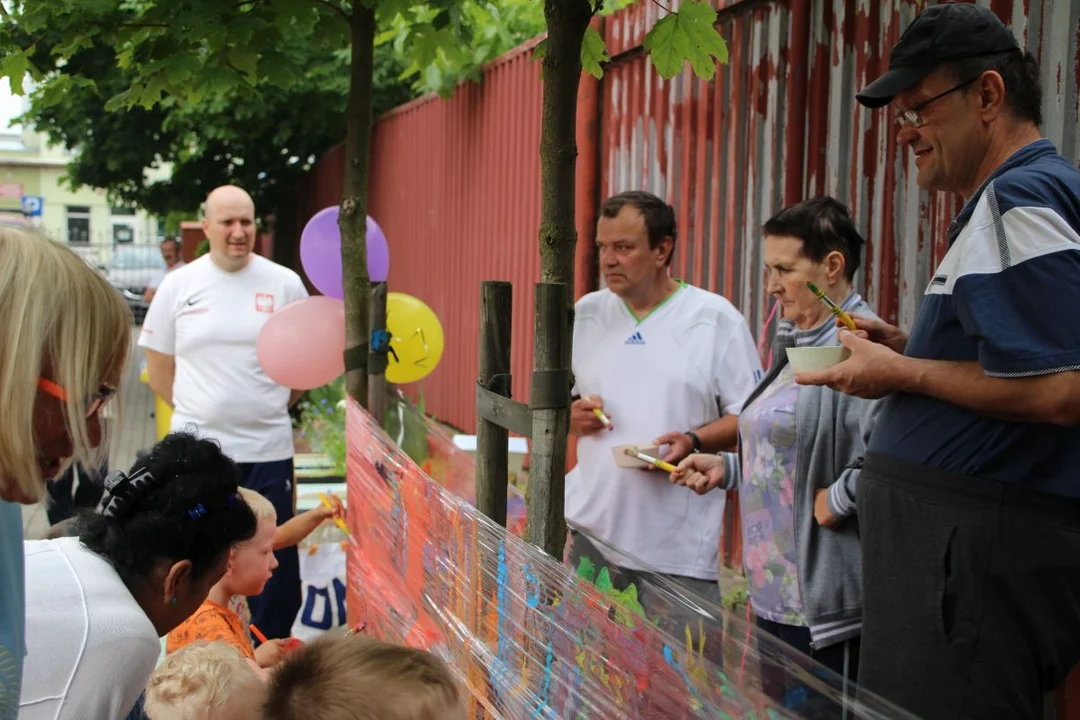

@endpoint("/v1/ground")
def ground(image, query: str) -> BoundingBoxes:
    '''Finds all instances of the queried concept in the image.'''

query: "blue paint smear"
[489,541,513,705]
[523,563,540,608]
[495,542,509,661]
[662,645,709,711]
[530,641,555,719]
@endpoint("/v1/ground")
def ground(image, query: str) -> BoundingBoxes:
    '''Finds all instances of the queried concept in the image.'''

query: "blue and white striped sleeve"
[951,176,1080,377]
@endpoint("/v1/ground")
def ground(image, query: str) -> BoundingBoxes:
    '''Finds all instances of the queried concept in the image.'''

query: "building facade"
[0,82,165,267]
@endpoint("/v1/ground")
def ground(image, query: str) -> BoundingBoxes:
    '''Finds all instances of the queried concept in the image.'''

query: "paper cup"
[786,346,851,373]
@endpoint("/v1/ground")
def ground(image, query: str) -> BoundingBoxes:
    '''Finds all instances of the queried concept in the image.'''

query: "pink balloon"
[257,296,345,390]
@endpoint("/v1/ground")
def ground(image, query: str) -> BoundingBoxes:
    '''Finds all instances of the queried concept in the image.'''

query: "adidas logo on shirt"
[625,331,645,345]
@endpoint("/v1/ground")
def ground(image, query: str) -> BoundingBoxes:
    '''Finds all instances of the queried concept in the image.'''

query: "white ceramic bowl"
[786,346,851,373]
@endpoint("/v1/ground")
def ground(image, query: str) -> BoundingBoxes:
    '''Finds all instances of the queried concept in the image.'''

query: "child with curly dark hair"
[18,432,258,720]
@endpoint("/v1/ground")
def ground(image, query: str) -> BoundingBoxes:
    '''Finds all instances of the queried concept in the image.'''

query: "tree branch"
[0,4,10,20]
[311,0,350,22]
[648,0,672,13]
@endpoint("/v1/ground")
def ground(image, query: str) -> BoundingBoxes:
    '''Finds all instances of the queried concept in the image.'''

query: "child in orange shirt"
[226,493,345,630]
[167,488,333,677]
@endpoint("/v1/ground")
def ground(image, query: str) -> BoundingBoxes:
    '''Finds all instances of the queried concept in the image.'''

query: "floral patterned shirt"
[738,365,805,626]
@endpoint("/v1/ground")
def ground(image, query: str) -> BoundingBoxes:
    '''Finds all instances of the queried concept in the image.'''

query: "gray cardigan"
[719,294,880,648]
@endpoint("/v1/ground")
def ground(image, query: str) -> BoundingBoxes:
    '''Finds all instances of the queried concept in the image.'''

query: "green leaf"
[374,28,397,47]
[580,26,609,79]
[0,50,32,95]
[104,88,134,112]
[35,75,89,108]
[431,9,450,30]
[644,0,729,80]
[533,37,548,61]
[228,48,260,83]
[596,0,633,17]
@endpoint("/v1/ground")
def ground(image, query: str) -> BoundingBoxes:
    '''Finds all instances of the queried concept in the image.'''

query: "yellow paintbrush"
[623,447,677,474]
[318,491,351,536]
[806,281,857,331]
[583,395,613,431]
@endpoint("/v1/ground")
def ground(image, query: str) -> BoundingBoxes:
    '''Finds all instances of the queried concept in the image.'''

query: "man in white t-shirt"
[139,185,308,639]
[144,237,186,303]
[567,191,761,606]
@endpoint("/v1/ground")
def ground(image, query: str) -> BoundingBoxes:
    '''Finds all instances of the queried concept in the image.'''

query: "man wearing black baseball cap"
[795,3,1080,717]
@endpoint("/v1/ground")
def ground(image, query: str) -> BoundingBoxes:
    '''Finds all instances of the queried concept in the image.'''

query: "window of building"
[112,223,134,243]
[66,206,91,244]
[110,206,136,216]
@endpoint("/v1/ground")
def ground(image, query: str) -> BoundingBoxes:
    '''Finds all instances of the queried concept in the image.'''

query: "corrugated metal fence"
[296,0,1079,435]
[603,0,1079,335]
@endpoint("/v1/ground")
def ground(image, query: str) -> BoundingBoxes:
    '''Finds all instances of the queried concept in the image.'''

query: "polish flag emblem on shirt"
[255,293,275,313]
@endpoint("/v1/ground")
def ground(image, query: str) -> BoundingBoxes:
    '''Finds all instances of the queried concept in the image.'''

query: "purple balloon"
[300,206,390,299]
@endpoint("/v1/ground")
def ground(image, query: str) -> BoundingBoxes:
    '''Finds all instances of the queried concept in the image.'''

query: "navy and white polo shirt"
[869,139,1080,499]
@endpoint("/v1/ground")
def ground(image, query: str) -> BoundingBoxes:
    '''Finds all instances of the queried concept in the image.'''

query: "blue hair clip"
[186,493,239,521]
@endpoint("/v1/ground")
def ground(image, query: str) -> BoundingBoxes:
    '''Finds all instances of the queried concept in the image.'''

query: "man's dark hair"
[600,191,677,266]
[762,197,866,282]
[948,49,1042,127]
[75,431,257,587]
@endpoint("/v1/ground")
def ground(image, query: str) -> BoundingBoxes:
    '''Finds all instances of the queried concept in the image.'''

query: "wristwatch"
[685,430,702,453]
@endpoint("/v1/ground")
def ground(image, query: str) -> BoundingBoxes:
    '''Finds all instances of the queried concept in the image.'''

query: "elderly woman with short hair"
[673,197,880,704]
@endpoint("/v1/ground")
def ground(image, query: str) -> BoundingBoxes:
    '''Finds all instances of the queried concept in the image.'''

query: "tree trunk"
[339,4,376,407]
[526,283,570,557]
[367,281,388,423]
[539,0,592,288]
[528,0,592,556]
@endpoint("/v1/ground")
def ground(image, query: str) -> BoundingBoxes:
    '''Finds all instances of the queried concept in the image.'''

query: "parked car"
[107,245,165,324]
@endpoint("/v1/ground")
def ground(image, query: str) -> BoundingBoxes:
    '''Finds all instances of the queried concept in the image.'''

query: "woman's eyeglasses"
[37,377,116,418]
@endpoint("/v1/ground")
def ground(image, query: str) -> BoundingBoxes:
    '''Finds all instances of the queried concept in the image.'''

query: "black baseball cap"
[856,2,1020,108]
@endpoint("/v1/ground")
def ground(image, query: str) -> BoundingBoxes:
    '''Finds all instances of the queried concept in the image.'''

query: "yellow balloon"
[385,292,445,384]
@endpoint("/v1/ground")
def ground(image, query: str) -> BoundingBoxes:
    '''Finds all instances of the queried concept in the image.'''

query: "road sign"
[20,195,43,216]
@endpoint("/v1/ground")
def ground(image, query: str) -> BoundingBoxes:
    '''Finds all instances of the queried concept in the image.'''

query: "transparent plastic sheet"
[346,399,915,719]
[381,391,527,537]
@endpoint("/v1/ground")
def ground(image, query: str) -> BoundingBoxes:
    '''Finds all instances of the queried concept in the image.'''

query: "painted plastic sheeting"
[345,398,915,718]
[602,0,1080,339]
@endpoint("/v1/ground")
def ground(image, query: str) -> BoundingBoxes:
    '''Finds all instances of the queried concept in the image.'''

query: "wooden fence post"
[367,281,388,425]
[476,281,512,527]
[526,282,569,558]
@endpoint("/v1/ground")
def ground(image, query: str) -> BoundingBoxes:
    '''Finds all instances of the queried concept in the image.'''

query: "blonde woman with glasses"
[0,225,131,720]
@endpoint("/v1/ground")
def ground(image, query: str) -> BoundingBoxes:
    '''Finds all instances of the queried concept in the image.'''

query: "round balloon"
[385,292,444,384]
[299,206,390,299]
[256,296,346,390]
